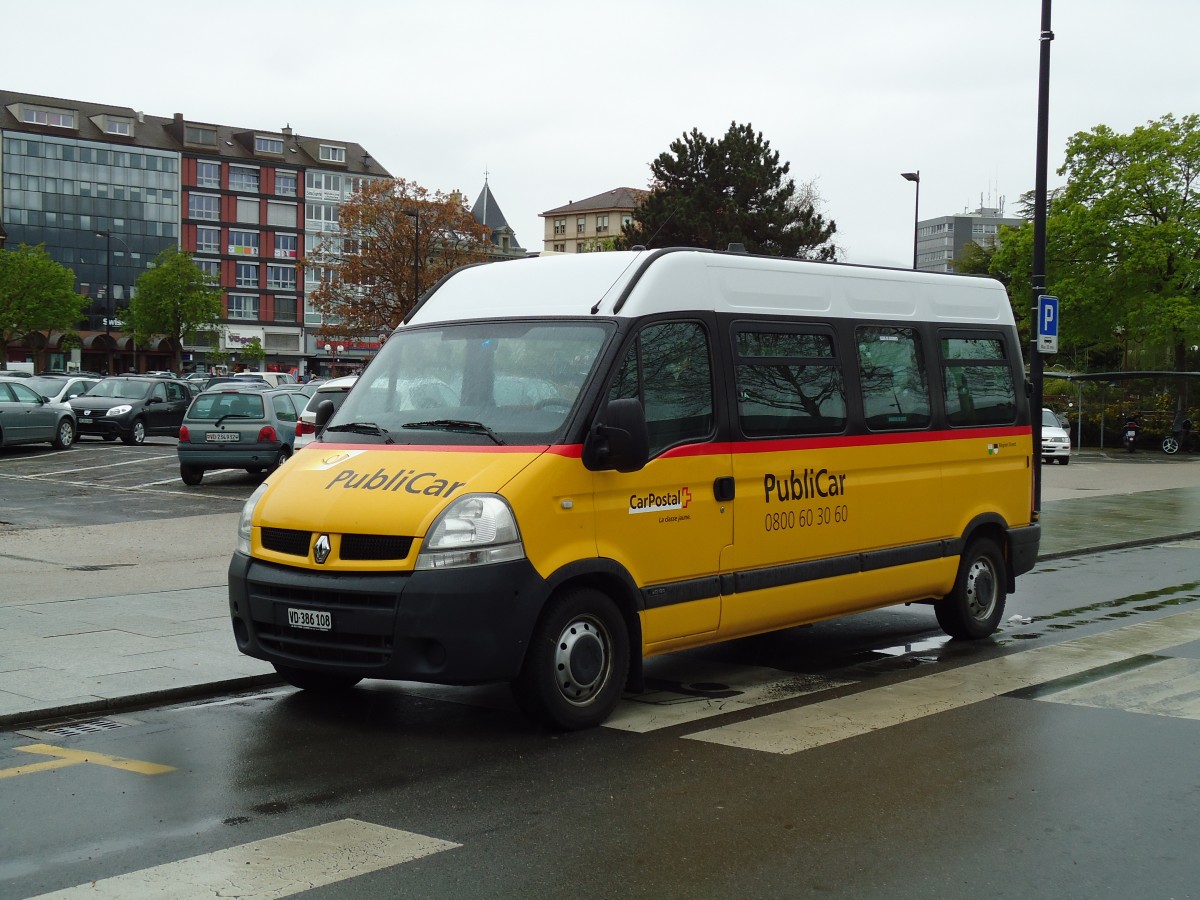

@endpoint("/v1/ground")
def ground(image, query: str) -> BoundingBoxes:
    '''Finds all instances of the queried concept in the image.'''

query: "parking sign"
[1037,295,1059,354]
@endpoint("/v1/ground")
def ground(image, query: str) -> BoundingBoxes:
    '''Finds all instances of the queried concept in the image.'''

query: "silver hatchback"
[177,388,304,485]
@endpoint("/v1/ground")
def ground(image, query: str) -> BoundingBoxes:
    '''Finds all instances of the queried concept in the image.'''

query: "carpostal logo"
[325,467,466,498]
[629,487,692,515]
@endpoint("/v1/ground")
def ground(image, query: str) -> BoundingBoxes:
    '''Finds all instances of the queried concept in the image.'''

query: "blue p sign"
[1037,295,1059,354]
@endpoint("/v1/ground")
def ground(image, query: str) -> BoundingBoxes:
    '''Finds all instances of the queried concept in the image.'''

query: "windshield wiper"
[402,419,505,445]
[324,421,396,444]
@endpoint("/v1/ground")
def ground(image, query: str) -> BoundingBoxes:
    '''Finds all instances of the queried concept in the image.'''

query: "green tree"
[239,337,265,370]
[620,122,838,259]
[128,246,222,373]
[306,178,493,340]
[1006,115,1200,372]
[0,243,87,371]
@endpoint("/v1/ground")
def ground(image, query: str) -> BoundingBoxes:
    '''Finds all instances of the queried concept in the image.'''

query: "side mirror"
[314,398,336,436]
[584,398,649,473]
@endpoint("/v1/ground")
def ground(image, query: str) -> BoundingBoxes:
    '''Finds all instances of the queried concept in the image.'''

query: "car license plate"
[79,417,92,424]
[288,608,331,631]
[206,432,240,442]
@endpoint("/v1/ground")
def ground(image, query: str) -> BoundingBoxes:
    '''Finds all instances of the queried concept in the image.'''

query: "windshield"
[26,376,65,396]
[85,378,153,400]
[1042,409,1063,429]
[331,320,612,444]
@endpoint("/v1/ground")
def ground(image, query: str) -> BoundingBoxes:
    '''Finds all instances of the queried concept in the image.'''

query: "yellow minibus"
[228,248,1039,729]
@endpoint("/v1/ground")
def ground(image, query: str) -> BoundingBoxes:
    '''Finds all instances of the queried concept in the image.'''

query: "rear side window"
[940,335,1016,426]
[857,326,931,430]
[734,326,846,436]
[272,393,299,422]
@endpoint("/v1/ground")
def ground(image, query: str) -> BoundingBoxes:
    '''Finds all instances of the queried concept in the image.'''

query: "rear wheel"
[1163,436,1180,454]
[271,446,292,471]
[512,586,629,730]
[936,537,1007,640]
[180,465,203,486]
[53,418,76,450]
[273,663,362,692]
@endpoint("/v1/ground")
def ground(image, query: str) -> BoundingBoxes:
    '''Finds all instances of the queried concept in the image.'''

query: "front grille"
[341,534,413,560]
[262,527,311,556]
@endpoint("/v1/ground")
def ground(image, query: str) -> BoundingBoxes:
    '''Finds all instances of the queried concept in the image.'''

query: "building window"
[104,119,132,136]
[196,161,220,188]
[267,265,297,291]
[255,136,284,154]
[228,295,259,320]
[228,230,260,256]
[275,233,298,259]
[305,202,338,232]
[189,194,219,221]
[274,296,297,322]
[596,214,609,233]
[305,171,343,197]
[267,201,296,228]
[185,125,217,146]
[577,216,586,234]
[236,197,259,224]
[554,218,566,235]
[229,166,259,193]
[236,262,259,288]
[195,259,219,280]
[621,214,632,228]
[196,226,220,254]
[319,145,346,163]
[553,243,566,253]
[276,171,297,197]
[23,107,75,128]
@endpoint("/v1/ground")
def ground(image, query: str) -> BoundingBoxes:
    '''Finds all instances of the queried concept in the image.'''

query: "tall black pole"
[1030,0,1053,515]
[901,171,920,269]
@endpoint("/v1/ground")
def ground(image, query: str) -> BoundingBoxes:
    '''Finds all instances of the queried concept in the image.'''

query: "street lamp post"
[900,172,920,270]
[404,209,420,301]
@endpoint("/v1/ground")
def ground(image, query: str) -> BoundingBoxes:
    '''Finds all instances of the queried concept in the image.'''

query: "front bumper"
[228,553,551,685]
[76,415,131,438]
[1041,442,1070,459]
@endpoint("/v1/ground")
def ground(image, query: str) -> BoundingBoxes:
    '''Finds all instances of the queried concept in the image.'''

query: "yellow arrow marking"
[0,743,175,779]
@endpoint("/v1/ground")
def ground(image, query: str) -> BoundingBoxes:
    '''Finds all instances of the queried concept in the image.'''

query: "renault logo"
[313,534,332,565]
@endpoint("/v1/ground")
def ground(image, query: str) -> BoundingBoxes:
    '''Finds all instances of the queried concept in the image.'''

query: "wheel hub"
[554,618,609,704]
[965,560,997,620]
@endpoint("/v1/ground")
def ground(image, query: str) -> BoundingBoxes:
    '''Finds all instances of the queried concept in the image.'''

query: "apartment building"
[541,187,646,253]
[1,90,388,374]
[915,204,1021,273]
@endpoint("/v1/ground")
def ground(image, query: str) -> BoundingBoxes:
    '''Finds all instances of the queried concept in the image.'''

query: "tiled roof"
[541,187,648,216]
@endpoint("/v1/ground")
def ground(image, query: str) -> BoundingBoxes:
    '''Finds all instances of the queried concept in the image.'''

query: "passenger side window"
[856,325,930,430]
[734,326,845,436]
[153,383,168,402]
[608,321,714,457]
[940,334,1016,426]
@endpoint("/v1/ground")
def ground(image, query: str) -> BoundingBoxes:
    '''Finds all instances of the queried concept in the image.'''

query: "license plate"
[288,608,331,631]
[79,417,92,423]
[206,432,240,442]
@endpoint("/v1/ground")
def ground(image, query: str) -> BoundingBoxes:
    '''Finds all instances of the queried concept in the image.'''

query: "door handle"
[713,476,735,502]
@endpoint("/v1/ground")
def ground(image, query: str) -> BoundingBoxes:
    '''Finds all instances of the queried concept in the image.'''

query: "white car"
[1041,408,1071,464]
[24,374,101,412]
[294,375,358,450]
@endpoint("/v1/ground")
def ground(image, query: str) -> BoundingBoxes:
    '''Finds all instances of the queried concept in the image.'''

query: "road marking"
[23,455,175,476]
[686,608,1200,755]
[0,743,175,779]
[29,818,460,899]
[1037,656,1200,720]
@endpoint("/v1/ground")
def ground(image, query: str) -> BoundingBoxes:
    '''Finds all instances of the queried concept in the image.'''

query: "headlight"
[236,482,270,554]
[415,494,524,570]
[108,405,133,416]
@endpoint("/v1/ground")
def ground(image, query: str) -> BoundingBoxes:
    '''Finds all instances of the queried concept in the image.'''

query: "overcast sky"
[8,0,1195,266]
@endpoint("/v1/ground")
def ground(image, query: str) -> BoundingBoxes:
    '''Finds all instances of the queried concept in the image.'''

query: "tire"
[122,418,146,445]
[935,537,1007,640]
[1060,456,1070,465]
[270,446,292,472]
[53,417,76,450]
[180,465,203,486]
[511,586,630,731]
[1163,437,1179,454]
[274,663,362,692]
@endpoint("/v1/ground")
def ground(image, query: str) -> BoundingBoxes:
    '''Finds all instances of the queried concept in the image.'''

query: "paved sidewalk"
[2,452,1199,728]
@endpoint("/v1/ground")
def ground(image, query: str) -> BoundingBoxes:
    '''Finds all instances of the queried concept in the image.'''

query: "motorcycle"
[1123,421,1140,453]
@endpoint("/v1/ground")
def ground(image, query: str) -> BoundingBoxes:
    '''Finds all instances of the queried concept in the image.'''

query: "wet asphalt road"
[1,442,1199,897]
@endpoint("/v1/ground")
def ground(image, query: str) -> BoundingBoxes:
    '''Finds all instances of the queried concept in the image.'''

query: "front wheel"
[936,537,1007,640]
[273,663,362,692]
[1163,436,1180,454]
[512,586,630,731]
[122,418,146,445]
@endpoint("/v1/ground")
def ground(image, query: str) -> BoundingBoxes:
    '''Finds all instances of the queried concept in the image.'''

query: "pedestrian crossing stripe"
[29,819,460,899]
[685,608,1200,755]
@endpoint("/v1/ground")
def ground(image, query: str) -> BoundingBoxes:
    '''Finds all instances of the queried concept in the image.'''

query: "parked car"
[204,375,269,391]
[24,374,101,413]
[177,387,306,485]
[0,376,77,450]
[1042,408,1072,465]
[294,375,358,450]
[68,376,191,444]
[234,371,297,387]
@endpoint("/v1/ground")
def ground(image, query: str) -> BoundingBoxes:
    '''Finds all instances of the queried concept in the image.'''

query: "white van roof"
[407,249,1015,328]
